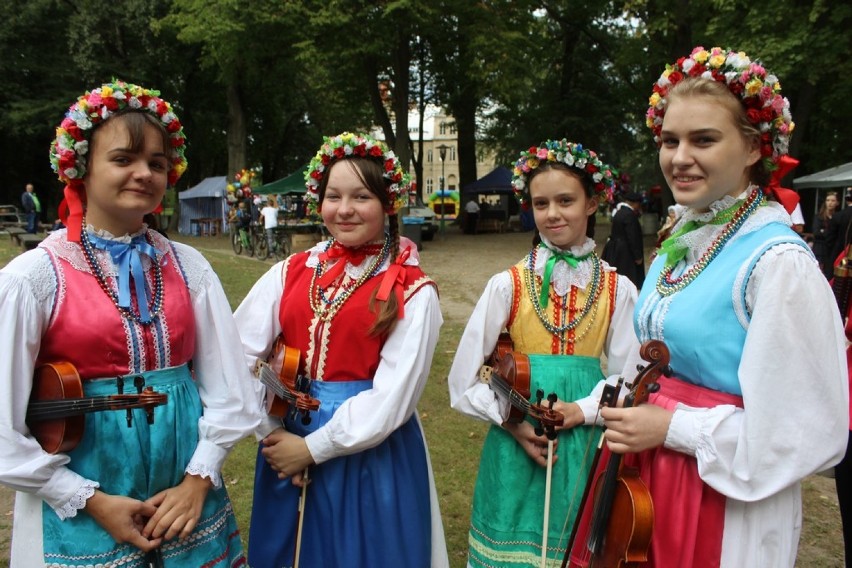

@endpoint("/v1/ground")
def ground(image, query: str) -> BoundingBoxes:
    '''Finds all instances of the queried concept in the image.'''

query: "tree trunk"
[226,81,247,176]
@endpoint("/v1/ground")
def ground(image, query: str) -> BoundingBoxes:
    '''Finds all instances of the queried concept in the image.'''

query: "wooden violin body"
[26,362,168,454]
[256,337,320,424]
[565,339,671,568]
[480,332,564,437]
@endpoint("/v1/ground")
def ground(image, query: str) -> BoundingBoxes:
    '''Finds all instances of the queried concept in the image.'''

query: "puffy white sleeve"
[304,284,443,464]
[447,272,513,426]
[173,244,263,486]
[664,243,849,501]
[0,251,97,518]
[233,260,289,440]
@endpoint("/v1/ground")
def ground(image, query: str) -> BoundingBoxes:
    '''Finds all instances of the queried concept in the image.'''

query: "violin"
[564,339,671,568]
[26,361,168,454]
[254,337,320,425]
[479,332,564,439]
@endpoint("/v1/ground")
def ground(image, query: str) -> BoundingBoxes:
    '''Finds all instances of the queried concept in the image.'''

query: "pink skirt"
[568,376,744,568]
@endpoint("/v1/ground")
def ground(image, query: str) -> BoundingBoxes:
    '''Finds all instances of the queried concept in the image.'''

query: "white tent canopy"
[793,162,852,190]
[178,176,228,235]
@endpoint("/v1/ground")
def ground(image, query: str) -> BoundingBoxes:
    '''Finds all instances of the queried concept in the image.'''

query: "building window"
[427,149,433,162]
[439,122,447,135]
[426,178,434,193]
[450,146,457,161]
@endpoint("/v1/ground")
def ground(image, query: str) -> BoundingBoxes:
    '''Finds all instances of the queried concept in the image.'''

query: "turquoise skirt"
[469,355,604,568]
[41,365,245,567]
[248,379,432,568]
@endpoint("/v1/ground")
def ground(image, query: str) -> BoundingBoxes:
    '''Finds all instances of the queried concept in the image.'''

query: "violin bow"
[293,467,310,568]
[541,438,555,568]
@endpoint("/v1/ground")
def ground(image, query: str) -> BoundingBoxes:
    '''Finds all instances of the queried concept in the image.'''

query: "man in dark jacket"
[827,188,852,269]
[602,191,645,289]
[21,183,41,234]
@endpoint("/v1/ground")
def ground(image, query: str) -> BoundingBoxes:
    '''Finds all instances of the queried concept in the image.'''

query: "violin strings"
[27,398,151,419]
[259,366,298,403]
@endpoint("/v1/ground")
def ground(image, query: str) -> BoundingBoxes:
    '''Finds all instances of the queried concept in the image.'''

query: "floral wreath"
[646,46,794,172]
[510,139,617,208]
[49,79,188,241]
[304,132,411,214]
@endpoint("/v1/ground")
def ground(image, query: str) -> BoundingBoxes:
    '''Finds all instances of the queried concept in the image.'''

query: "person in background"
[0,80,259,566]
[827,188,852,270]
[449,139,643,566]
[234,132,448,568]
[602,190,646,289]
[260,197,279,253]
[812,191,839,279]
[21,182,41,234]
[569,46,847,567]
[464,197,481,234]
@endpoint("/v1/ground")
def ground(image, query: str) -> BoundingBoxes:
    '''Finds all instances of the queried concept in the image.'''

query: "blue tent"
[462,166,513,194]
[178,176,228,235]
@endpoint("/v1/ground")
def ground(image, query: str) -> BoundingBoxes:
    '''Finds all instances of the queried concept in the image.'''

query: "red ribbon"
[376,247,411,320]
[765,155,800,215]
[59,184,85,242]
[316,242,382,288]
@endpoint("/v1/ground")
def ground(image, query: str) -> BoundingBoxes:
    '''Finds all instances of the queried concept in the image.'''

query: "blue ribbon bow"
[89,234,162,322]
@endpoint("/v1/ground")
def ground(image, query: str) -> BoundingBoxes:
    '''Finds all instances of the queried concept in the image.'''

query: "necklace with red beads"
[656,186,765,296]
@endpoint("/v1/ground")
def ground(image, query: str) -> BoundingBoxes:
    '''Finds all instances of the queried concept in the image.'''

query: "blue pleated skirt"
[248,379,432,568]
[41,365,245,567]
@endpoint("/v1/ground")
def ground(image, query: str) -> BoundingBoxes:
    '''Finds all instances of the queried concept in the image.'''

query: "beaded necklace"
[80,224,164,325]
[524,247,603,335]
[656,187,765,296]
[309,236,391,322]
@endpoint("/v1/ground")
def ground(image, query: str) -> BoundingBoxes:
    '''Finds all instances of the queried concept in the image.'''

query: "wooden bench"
[5,226,26,246]
[19,233,44,251]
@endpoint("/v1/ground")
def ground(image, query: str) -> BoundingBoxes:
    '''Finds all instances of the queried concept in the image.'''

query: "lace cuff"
[55,480,99,521]
[186,462,222,489]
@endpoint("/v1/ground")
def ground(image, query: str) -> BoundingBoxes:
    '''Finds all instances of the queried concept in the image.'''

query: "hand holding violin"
[601,403,673,454]
[261,427,315,484]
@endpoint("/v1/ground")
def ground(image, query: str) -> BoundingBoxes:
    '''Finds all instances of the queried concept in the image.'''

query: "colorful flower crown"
[510,139,617,208]
[646,46,794,171]
[49,79,188,241]
[50,79,188,190]
[304,132,410,214]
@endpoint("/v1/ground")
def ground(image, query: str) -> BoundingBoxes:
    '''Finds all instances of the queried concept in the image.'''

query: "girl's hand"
[85,490,162,552]
[261,428,315,481]
[142,474,212,541]
[601,404,673,454]
[503,421,558,468]
[551,400,584,431]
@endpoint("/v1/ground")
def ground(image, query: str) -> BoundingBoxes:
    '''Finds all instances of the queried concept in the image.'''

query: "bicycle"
[256,225,292,261]
[231,222,257,257]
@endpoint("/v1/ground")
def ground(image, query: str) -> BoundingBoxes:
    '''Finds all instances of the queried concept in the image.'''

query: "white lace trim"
[86,223,148,243]
[23,252,60,311]
[186,462,222,489]
[56,481,99,520]
[666,187,791,265]
[171,243,209,295]
[534,236,598,296]
[304,239,418,280]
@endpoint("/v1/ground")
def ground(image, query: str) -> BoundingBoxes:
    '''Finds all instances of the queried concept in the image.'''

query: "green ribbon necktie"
[539,245,591,307]
[657,220,704,268]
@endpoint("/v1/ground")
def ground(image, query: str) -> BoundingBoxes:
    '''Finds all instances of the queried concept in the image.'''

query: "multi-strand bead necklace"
[80,224,164,325]
[309,237,391,322]
[524,248,603,337]
[656,187,765,296]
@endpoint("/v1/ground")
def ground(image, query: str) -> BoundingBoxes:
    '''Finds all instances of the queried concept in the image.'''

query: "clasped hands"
[85,473,212,553]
